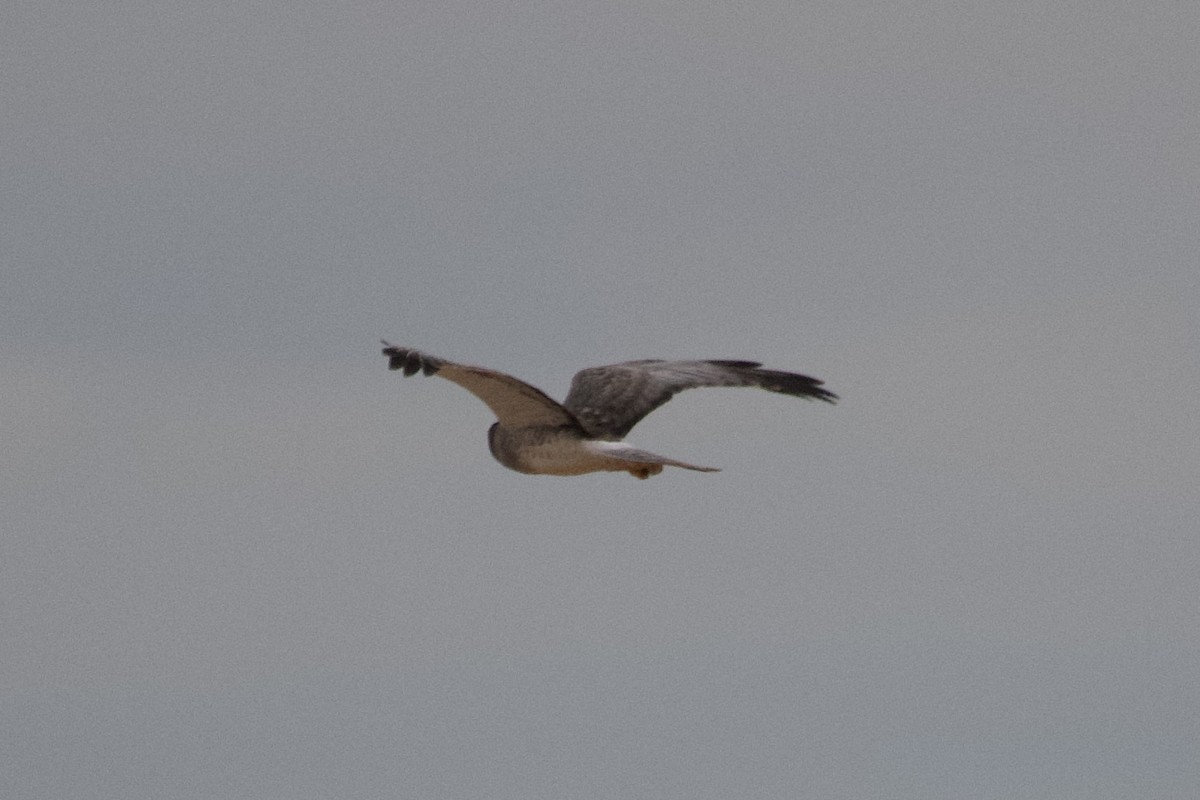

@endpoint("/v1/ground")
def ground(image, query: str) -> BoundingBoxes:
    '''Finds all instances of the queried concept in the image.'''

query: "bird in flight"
[381,342,836,479]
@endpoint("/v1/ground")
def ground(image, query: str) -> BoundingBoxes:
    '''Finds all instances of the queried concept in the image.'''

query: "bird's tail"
[588,441,720,478]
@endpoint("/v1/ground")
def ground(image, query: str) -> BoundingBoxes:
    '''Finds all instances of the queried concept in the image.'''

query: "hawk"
[382,342,836,479]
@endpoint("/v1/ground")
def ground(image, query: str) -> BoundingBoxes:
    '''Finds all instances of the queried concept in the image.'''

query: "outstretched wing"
[381,343,580,428]
[563,359,837,439]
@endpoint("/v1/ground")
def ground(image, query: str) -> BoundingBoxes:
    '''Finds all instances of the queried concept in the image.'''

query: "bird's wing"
[382,343,580,428]
[563,359,837,439]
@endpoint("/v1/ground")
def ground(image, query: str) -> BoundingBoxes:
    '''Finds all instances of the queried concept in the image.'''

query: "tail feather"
[590,441,720,478]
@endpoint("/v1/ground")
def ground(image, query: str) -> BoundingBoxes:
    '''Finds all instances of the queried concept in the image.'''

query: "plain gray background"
[4,3,1198,798]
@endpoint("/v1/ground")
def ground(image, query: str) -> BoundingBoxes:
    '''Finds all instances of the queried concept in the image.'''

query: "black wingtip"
[755,368,839,404]
[381,342,442,376]
[793,383,838,404]
[814,387,839,404]
[796,376,838,404]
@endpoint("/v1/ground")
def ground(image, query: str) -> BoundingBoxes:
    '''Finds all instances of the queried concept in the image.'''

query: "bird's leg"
[628,464,663,479]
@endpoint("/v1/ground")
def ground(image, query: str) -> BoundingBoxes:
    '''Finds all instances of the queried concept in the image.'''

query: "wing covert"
[563,359,836,439]
[381,343,580,428]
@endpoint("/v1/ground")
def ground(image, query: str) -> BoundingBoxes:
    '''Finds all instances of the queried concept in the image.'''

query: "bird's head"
[486,422,503,465]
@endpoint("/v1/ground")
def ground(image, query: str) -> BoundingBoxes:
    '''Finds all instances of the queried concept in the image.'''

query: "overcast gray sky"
[4,2,1199,798]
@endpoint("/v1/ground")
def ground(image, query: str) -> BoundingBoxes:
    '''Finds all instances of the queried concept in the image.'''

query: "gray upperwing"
[563,359,837,439]
[382,343,580,429]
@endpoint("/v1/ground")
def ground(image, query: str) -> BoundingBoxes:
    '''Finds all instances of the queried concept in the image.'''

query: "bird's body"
[486,423,717,478]
[382,343,836,479]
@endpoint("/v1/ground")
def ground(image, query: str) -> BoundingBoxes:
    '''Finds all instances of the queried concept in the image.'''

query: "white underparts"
[488,424,719,477]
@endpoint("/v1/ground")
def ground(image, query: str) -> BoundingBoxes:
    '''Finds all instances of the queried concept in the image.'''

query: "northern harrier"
[382,342,836,479]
